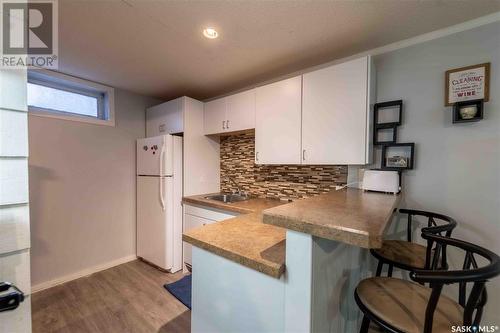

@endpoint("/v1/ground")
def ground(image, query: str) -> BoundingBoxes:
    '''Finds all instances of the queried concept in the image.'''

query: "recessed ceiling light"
[203,28,218,39]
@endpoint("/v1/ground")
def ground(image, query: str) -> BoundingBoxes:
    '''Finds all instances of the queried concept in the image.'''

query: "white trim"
[30,255,137,293]
[29,108,115,127]
[204,11,500,102]
[27,69,116,126]
[365,11,500,58]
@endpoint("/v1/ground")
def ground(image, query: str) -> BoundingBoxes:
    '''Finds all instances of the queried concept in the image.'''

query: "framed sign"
[445,63,490,106]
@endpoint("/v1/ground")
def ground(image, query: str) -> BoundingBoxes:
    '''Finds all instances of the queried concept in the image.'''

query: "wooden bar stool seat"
[356,233,500,333]
[371,209,457,276]
[372,240,428,269]
[356,277,463,333]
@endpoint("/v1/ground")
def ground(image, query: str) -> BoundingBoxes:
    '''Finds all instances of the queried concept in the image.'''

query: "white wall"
[29,88,161,290]
[374,21,500,322]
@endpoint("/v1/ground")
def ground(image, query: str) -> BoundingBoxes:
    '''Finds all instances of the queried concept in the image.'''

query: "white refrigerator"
[136,134,183,272]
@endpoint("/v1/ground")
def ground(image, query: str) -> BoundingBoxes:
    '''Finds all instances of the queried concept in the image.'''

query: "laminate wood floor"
[32,260,191,333]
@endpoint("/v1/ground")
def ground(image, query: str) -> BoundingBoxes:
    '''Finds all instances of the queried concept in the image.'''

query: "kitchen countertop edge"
[182,233,284,279]
[262,189,401,249]
[182,194,287,279]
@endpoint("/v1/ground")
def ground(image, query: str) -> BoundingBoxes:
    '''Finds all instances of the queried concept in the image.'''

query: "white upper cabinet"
[204,56,374,165]
[225,89,255,132]
[302,56,374,164]
[146,97,184,137]
[204,89,256,135]
[204,97,227,135]
[255,76,302,165]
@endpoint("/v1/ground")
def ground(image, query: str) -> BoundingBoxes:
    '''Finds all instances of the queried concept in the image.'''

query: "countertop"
[182,195,287,278]
[262,188,401,249]
[183,189,400,278]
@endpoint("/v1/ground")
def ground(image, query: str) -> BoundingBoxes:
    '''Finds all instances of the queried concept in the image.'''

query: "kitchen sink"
[205,193,249,203]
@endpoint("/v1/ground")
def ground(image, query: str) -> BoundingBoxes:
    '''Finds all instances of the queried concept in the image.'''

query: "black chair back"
[399,209,457,269]
[410,233,500,333]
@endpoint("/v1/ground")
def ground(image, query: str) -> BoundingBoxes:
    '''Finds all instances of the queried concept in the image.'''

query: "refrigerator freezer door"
[137,135,173,176]
[137,176,174,270]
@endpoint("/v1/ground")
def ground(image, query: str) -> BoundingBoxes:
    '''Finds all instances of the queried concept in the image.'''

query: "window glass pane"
[27,82,99,117]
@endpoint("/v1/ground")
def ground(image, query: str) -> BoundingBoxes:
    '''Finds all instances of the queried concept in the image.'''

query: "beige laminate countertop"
[262,188,401,249]
[183,189,400,278]
[182,195,288,278]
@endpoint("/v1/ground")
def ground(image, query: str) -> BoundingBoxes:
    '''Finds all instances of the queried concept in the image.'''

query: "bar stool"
[355,233,500,333]
[371,209,457,276]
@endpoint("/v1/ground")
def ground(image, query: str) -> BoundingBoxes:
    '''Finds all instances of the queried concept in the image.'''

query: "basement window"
[27,70,115,126]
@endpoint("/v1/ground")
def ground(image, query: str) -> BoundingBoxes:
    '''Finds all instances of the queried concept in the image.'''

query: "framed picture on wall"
[445,63,490,106]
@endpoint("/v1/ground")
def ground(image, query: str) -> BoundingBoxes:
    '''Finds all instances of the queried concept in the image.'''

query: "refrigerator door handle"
[159,138,166,211]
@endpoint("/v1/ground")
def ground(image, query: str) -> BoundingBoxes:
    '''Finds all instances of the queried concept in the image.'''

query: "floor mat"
[164,274,191,309]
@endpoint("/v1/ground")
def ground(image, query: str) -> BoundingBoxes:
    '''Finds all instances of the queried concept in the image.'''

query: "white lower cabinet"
[183,204,238,268]
[183,214,211,266]
[184,213,211,230]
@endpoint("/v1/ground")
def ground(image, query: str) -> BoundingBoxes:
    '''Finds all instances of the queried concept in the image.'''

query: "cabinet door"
[204,98,227,135]
[184,212,212,230]
[184,204,238,221]
[255,76,302,164]
[183,205,238,268]
[183,213,213,266]
[146,97,184,137]
[302,57,369,164]
[226,89,255,132]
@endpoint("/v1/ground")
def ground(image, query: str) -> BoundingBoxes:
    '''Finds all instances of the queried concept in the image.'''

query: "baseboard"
[31,255,137,293]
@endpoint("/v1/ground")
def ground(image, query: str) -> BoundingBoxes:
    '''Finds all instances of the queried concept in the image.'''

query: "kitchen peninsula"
[183,188,400,333]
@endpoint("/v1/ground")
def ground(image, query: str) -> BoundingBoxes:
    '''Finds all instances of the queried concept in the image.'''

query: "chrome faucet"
[227,176,246,197]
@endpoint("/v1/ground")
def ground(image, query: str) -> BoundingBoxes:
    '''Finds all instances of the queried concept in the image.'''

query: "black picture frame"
[453,99,484,123]
[373,124,398,146]
[381,143,415,170]
[374,100,403,127]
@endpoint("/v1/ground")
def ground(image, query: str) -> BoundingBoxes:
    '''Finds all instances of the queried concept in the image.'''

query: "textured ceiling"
[57,0,500,100]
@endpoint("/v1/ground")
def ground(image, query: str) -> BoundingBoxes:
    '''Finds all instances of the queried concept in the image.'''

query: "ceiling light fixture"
[203,27,218,39]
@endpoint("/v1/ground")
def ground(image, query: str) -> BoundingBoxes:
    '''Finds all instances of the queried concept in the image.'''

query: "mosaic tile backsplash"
[220,132,347,199]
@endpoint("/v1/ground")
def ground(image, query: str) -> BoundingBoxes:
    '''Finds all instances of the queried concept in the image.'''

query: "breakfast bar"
[183,188,401,333]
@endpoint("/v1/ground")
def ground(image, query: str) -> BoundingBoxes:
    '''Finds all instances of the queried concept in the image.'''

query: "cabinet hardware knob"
[222,120,226,129]
[256,152,259,162]
[303,149,306,161]
[227,120,230,129]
